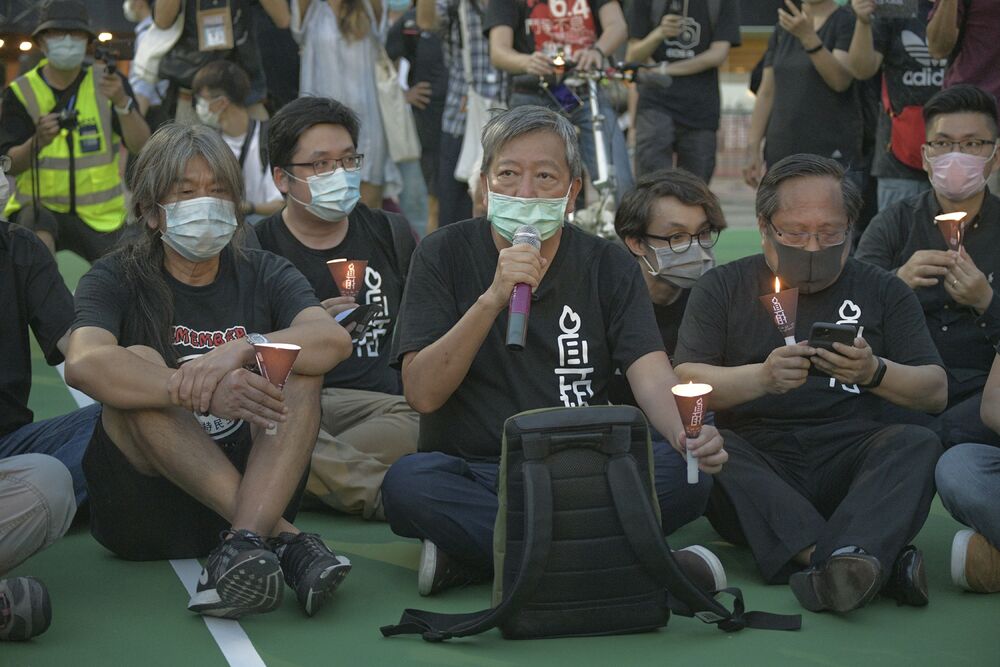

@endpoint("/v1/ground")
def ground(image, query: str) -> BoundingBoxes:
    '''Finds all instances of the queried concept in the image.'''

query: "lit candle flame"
[774,276,781,293]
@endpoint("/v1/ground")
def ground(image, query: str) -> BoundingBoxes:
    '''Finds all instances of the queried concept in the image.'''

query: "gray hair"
[115,123,247,366]
[129,122,246,227]
[755,153,863,226]
[480,106,584,181]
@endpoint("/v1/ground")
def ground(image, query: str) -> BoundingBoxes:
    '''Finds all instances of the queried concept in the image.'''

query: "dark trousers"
[382,441,713,571]
[11,206,122,263]
[707,422,941,584]
[634,104,717,184]
[436,132,473,227]
[876,374,1000,448]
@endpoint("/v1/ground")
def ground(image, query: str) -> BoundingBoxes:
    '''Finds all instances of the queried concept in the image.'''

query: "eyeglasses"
[0,155,10,173]
[284,154,365,176]
[767,220,849,248]
[924,139,997,157]
[645,228,721,253]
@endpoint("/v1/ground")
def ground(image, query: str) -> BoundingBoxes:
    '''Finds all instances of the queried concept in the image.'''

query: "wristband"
[804,43,823,54]
[859,356,887,389]
[592,45,606,59]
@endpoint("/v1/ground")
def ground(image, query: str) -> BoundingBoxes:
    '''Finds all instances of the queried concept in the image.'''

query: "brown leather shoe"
[952,530,1000,593]
[789,553,882,613]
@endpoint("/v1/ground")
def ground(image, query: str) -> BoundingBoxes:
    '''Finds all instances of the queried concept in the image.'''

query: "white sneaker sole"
[417,541,437,597]
[951,529,975,591]
[680,545,728,592]
[188,552,284,619]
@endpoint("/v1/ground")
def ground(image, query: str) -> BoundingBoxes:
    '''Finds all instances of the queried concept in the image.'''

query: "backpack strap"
[257,119,270,175]
[380,459,554,641]
[606,453,801,633]
[707,0,721,33]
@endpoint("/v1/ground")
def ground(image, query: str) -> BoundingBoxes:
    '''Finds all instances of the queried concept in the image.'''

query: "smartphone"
[808,322,858,377]
[335,304,382,342]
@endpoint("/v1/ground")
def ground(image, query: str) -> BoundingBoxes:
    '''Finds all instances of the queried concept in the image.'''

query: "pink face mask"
[926,148,996,201]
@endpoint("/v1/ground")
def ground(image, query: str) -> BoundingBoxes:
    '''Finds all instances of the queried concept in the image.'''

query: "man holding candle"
[857,84,1000,448]
[255,97,420,522]
[382,107,728,597]
[65,125,355,619]
[675,153,947,614]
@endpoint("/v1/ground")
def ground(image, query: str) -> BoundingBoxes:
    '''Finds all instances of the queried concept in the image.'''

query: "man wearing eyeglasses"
[611,168,725,398]
[253,97,419,522]
[857,85,1000,448]
[674,153,946,614]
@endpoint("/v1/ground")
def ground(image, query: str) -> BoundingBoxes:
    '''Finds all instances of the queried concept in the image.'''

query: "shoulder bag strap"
[606,453,801,632]
[380,459,554,641]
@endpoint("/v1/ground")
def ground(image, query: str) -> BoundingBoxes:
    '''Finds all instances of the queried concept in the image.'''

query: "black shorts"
[82,418,307,561]
[11,207,123,263]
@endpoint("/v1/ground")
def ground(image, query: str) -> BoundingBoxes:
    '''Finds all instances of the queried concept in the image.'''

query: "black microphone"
[505,225,541,351]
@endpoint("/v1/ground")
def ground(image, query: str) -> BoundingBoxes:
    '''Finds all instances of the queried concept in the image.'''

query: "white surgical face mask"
[286,168,362,222]
[45,35,88,71]
[195,97,222,129]
[158,196,238,262]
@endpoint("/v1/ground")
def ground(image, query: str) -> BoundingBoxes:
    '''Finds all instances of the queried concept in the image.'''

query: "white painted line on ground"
[55,362,97,408]
[169,558,268,667]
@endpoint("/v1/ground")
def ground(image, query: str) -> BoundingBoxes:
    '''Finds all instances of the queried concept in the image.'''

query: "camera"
[94,46,118,75]
[57,108,79,131]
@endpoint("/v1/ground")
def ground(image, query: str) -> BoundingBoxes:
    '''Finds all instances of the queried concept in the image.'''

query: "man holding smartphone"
[674,153,947,614]
[254,97,419,522]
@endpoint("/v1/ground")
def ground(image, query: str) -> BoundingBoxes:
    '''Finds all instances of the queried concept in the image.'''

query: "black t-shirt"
[484,0,609,61]
[626,0,741,130]
[392,219,663,461]
[855,189,1000,381]
[674,254,942,437]
[0,66,137,155]
[763,7,862,168]
[385,9,448,156]
[0,221,75,436]
[73,245,318,443]
[254,206,409,394]
[870,0,944,180]
[608,288,689,406]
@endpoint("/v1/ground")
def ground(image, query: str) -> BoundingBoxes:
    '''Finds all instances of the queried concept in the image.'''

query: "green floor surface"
[6,507,1000,666]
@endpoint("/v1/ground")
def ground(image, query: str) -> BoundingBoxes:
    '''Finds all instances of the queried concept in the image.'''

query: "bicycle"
[534,54,672,238]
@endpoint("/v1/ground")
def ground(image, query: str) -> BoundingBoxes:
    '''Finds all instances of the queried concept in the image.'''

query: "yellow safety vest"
[3,62,125,232]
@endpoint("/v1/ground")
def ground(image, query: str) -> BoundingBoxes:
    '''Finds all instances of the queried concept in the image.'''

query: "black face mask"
[769,239,847,295]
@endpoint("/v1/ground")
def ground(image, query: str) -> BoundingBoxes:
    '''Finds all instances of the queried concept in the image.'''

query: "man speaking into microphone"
[382,106,728,597]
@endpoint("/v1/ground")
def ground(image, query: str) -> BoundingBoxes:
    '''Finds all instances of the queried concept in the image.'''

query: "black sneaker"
[0,577,51,641]
[188,529,284,619]
[271,532,351,617]
[672,546,728,594]
[417,540,489,597]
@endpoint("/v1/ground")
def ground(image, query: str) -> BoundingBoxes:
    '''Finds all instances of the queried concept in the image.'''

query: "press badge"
[77,123,101,153]
[197,0,234,51]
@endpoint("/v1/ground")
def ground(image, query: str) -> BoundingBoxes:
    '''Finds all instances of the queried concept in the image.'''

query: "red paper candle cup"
[326,259,368,299]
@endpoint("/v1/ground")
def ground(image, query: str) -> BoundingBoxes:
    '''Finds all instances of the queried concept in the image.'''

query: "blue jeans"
[935,443,1000,549]
[382,441,712,569]
[0,404,101,507]
[509,89,634,204]
[877,177,930,211]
